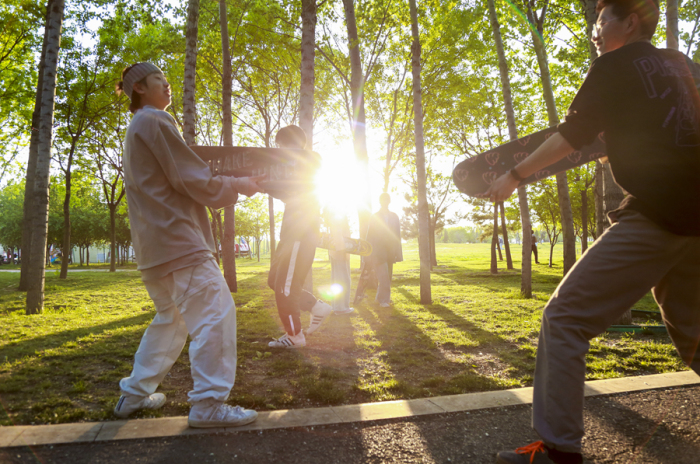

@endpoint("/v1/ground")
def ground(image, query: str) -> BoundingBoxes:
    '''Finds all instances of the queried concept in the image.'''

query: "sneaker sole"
[188,413,258,429]
[333,308,355,315]
[113,394,166,418]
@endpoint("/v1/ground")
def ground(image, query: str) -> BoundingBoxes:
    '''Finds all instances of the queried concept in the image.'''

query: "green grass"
[0,242,685,426]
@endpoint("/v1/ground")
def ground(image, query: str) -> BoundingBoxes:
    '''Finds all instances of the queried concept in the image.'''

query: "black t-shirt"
[558,41,700,236]
[279,192,320,242]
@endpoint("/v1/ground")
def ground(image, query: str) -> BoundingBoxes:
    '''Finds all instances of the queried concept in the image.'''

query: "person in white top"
[113,62,261,428]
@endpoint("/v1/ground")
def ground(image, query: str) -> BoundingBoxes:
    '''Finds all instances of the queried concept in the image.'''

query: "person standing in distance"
[366,193,403,307]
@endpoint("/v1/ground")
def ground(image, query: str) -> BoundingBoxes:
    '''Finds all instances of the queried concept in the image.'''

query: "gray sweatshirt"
[123,105,239,272]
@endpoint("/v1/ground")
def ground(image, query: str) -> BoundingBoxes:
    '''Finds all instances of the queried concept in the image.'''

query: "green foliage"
[0,181,25,249]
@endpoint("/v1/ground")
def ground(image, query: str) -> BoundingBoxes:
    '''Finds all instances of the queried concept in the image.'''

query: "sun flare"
[314,147,367,220]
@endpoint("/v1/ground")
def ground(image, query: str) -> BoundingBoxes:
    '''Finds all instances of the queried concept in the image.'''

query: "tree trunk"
[342,0,371,239]
[109,204,117,272]
[59,145,75,279]
[429,220,436,269]
[408,0,431,303]
[602,163,624,218]
[488,0,531,295]
[549,241,555,267]
[299,0,316,146]
[268,196,276,256]
[582,0,608,241]
[183,0,199,146]
[595,161,605,237]
[499,202,513,269]
[581,189,589,254]
[26,0,65,314]
[527,5,576,275]
[220,0,237,292]
[667,0,679,50]
[215,209,224,266]
[300,0,317,293]
[86,247,89,266]
[20,0,53,291]
[491,203,498,274]
[602,163,631,324]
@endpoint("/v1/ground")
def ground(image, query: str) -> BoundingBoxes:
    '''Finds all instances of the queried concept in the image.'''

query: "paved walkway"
[1,371,697,449]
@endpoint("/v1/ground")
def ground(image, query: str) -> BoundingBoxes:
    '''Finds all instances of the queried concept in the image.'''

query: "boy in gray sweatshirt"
[113,62,259,428]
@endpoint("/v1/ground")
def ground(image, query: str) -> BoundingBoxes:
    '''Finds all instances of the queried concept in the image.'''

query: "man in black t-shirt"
[489,1,700,464]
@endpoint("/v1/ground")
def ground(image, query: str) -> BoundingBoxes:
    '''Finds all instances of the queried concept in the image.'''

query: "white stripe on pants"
[119,259,237,404]
[533,210,700,453]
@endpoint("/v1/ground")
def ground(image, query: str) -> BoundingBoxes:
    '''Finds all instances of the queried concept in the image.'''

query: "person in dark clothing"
[531,227,539,264]
[267,125,332,349]
[366,193,403,307]
[486,1,700,463]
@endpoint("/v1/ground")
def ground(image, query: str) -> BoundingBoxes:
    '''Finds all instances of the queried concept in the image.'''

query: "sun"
[314,147,367,220]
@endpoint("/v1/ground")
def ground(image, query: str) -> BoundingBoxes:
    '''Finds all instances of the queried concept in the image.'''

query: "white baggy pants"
[119,259,237,404]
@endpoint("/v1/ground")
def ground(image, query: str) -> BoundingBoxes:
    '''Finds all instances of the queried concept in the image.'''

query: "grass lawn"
[0,242,685,426]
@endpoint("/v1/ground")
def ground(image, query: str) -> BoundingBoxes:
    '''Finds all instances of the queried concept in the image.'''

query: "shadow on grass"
[351,286,530,400]
[0,313,154,364]
[394,286,537,381]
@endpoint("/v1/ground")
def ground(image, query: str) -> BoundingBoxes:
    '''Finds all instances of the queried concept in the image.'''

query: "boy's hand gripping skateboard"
[317,234,372,256]
[452,127,606,197]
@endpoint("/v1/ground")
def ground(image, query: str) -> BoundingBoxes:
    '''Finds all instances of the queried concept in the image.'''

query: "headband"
[122,62,162,100]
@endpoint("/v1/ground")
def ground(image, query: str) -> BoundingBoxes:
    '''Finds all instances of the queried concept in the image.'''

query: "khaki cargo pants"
[533,210,700,453]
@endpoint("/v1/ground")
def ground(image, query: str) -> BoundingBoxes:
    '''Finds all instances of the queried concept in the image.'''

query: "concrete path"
[1,371,697,449]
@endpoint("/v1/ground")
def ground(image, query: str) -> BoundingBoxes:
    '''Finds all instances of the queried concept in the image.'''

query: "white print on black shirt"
[634,55,700,146]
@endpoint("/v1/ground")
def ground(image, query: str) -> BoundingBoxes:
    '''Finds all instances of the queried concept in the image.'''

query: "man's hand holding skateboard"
[480,132,575,203]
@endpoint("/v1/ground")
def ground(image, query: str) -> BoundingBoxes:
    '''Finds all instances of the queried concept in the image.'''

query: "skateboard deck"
[353,259,376,304]
[191,146,321,199]
[317,233,373,256]
[452,127,606,197]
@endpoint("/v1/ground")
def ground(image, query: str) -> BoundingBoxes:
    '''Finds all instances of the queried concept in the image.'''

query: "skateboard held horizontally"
[190,146,321,199]
[316,233,373,256]
[452,127,606,197]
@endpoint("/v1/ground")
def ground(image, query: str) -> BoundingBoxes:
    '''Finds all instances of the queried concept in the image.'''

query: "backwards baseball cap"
[121,62,162,100]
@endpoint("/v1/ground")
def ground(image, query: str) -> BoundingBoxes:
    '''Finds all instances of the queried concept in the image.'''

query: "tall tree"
[488,0,532,295]
[408,0,431,303]
[668,0,680,50]
[26,0,65,314]
[341,0,371,238]
[220,0,237,292]
[54,44,115,279]
[90,109,127,273]
[525,0,576,276]
[20,0,53,292]
[183,0,200,146]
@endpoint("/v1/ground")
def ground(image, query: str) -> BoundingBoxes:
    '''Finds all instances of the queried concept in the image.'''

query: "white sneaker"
[379,302,391,308]
[307,300,332,335]
[188,401,258,428]
[268,330,306,348]
[114,393,166,418]
[333,307,355,315]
